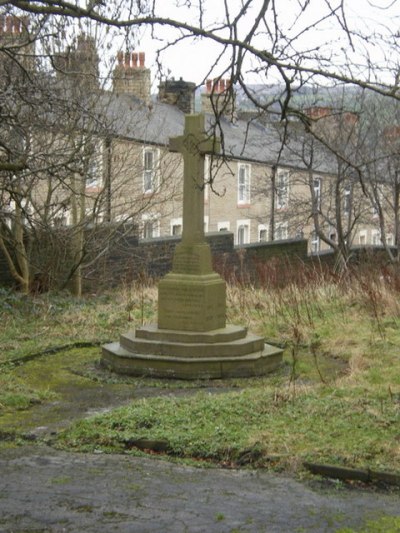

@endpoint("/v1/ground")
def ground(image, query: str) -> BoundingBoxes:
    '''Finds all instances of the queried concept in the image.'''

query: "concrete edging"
[303,462,400,487]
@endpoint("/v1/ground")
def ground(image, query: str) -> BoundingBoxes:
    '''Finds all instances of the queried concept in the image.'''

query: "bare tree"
[1,0,400,288]
[0,13,180,294]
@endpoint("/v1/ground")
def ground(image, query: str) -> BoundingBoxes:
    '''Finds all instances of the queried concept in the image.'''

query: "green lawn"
[1,268,400,475]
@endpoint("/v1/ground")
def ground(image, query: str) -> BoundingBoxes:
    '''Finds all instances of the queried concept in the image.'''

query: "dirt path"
[0,444,399,533]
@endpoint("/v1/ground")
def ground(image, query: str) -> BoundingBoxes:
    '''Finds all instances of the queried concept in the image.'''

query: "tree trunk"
[69,172,85,297]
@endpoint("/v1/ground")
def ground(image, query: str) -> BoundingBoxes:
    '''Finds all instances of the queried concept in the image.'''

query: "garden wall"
[0,229,307,292]
[83,232,309,291]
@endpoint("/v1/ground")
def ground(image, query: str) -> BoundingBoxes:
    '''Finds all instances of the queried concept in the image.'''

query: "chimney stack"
[0,15,29,35]
[201,78,236,120]
[53,33,100,90]
[158,77,196,114]
[0,15,34,77]
[112,50,151,104]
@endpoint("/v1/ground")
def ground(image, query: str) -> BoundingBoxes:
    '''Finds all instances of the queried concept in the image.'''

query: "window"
[172,224,182,236]
[218,221,230,232]
[275,221,288,241]
[310,231,320,254]
[237,219,250,245]
[372,191,383,218]
[343,185,351,215]
[85,141,103,189]
[238,164,250,204]
[143,148,158,193]
[359,230,367,245]
[371,230,381,245]
[258,224,268,242]
[313,177,322,210]
[142,214,160,239]
[171,217,182,236]
[143,220,155,239]
[276,170,289,209]
[52,207,71,227]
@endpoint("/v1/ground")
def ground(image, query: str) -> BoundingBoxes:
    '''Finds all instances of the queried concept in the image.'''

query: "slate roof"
[98,90,336,176]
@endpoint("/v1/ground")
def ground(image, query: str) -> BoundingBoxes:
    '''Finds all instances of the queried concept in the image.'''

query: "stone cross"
[169,114,220,244]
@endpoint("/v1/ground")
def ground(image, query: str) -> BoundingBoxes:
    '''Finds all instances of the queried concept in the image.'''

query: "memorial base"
[158,272,226,332]
[101,324,283,379]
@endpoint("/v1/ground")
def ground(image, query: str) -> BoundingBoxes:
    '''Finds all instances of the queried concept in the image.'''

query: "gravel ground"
[0,445,399,533]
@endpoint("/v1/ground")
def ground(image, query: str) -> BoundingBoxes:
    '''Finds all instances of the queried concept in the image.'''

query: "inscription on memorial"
[158,279,226,331]
[173,252,201,273]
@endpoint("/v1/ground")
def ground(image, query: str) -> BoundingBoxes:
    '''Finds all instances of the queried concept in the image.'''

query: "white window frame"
[343,185,351,215]
[310,230,320,255]
[358,229,368,246]
[258,224,268,242]
[236,219,250,245]
[170,217,182,236]
[143,147,159,193]
[237,163,251,205]
[372,190,383,219]
[386,233,394,246]
[218,221,230,232]
[86,141,103,189]
[276,169,289,210]
[313,177,322,210]
[204,215,209,233]
[371,229,381,246]
[142,213,160,239]
[52,206,71,227]
[4,200,16,229]
[358,230,367,246]
[275,221,288,241]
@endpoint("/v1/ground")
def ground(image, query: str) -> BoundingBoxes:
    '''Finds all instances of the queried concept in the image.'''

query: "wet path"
[0,445,399,533]
[0,349,399,532]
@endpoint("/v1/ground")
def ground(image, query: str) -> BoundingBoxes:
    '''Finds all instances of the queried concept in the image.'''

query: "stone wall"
[0,229,309,292]
[83,232,308,291]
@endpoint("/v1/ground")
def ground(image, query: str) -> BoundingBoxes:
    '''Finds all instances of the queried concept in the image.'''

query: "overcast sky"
[129,0,399,88]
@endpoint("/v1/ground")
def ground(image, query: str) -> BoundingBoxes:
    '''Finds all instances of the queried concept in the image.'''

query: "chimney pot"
[132,52,138,68]
[139,52,145,67]
[124,51,130,68]
[117,50,123,65]
[220,79,226,93]
[206,79,212,93]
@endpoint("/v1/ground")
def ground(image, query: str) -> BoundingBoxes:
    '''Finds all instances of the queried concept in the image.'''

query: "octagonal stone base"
[101,324,283,379]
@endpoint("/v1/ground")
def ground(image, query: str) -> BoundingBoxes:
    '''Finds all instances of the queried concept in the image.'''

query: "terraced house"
[1,18,398,292]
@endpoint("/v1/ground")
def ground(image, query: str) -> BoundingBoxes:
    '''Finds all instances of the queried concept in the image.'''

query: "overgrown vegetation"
[1,263,400,476]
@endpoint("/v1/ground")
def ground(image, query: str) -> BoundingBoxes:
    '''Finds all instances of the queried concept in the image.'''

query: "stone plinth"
[158,273,226,332]
[102,324,283,379]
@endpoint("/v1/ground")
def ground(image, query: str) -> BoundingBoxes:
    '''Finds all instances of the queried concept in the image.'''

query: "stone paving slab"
[0,445,399,532]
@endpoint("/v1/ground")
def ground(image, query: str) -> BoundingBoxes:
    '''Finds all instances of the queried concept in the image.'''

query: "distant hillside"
[194,83,363,113]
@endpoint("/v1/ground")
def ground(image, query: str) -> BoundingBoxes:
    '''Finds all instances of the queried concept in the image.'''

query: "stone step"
[120,330,265,359]
[102,341,283,379]
[135,324,248,344]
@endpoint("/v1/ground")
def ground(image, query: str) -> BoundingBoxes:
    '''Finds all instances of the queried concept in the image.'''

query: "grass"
[337,515,400,532]
[1,264,400,476]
